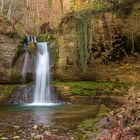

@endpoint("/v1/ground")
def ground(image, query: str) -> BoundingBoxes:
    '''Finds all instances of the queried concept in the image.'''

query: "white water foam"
[33,42,58,105]
[24,102,62,106]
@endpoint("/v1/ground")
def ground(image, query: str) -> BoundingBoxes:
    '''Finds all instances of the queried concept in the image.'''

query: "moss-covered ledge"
[0,83,33,104]
[52,81,129,104]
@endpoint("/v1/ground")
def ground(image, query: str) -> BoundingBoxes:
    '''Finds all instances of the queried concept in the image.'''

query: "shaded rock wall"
[55,1,140,83]
[0,15,36,83]
[0,34,18,83]
[0,85,33,105]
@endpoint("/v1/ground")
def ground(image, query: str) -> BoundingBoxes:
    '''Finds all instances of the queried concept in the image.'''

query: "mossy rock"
[12,44,25,66]
[50,37,59,68]
[11,53,33,83]
[97,104,111,118]
[76,104,111,139]
[28,43,37,56]
[11,72,23,84]
[77,104,110,131]
[37,34,50,42]
[53,81,128,96]
[12,54,24,83]
[77,119,95,131]
[13,25,26,39]
[0,84,20,98]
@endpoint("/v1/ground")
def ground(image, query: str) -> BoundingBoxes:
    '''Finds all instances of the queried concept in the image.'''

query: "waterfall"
[21,50,30,82]
[21,36,37,82]
[33,42,53,104]
[22,40,61,106]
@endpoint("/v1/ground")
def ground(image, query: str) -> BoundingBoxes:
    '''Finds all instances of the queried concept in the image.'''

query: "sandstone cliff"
[54,1,140,83]
[0,15,19,83]
[0,34,18,83]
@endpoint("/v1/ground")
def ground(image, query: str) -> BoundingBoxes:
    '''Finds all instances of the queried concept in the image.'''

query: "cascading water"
[22,39,61,106]
[32,42,59,106]
[21,50,30,82]
[34,42,51,103]
[22,36,37,82]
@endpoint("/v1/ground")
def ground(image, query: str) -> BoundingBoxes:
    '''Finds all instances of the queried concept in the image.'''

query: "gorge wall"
[1,1,140,84]
[0,34,17,83]
[54,1,140,83]
[0,16,18,83]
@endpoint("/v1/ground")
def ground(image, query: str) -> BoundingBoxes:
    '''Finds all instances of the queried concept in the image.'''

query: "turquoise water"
[0,104,100,139]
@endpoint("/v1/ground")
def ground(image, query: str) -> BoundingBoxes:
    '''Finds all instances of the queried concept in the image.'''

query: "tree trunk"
[7,0,14,20]
[0,0,4,12]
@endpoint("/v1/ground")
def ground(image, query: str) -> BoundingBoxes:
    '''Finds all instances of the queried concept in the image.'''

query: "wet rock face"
[0,86,33,105]
[0,34,17,83]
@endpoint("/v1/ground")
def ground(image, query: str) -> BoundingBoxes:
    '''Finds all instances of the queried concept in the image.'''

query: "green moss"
[11,72,22,83]
[0,83,32,95]
[53,81,112,88]
[71,1,110,12]
[28,43,36,56]
[97,104,111,118]
[76,104,111,139]
[77,119,95,131]
[50,37,59,67]
[13,25,26,39]
[53,81,129,96]
[77,104,110,130]
[12,44,25,66]
[0,84,19,95]
[37,34,50,42]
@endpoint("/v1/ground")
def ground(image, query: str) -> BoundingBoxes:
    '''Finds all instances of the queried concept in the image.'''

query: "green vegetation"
[28,43,37,56]
[13,25,26,39]
[60,0,138,70]
[76,104,111,140]
[71,0,110,12]
[0,84,19,95]
[0,83,32,95]
[37,34,50,42]
[53,81,129,96]
[12,44,25,66]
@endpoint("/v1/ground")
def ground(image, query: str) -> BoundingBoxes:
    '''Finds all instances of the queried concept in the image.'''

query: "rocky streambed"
[0,82,138,140]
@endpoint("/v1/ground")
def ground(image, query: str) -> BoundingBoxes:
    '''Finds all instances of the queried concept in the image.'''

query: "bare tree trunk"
[0,0,4,12]
[37,0,40,33]
[131,13,135,53]
[28,0,31,28]
[7,0,14,20]
[25,0,29,31]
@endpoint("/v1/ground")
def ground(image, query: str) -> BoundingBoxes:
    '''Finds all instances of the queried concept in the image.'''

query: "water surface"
[0,104,101,139]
